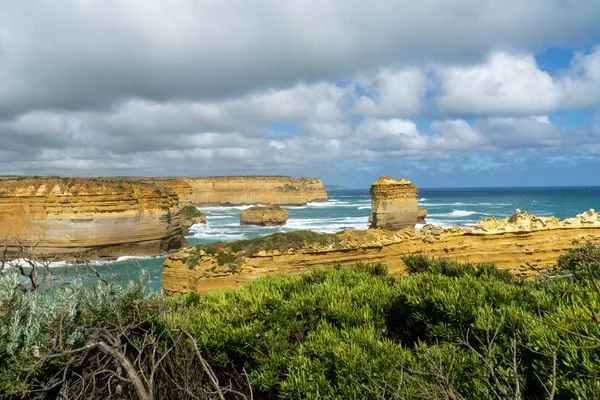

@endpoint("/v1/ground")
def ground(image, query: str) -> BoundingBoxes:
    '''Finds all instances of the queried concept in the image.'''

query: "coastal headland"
[0,176,185,259]
[150,176,327,206]
[162,209,600,294]
[0,175,327,259]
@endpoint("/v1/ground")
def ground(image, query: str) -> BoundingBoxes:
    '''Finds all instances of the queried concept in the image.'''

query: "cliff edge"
[152,176,327,206]
[162,209,600,294]
[0,177,186,260]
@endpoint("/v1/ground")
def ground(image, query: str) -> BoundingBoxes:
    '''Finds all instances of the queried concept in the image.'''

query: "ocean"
[85,187,600,291]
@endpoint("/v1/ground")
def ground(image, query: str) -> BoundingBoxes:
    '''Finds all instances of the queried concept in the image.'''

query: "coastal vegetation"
[180,205,206,220]
[1,243,599,398]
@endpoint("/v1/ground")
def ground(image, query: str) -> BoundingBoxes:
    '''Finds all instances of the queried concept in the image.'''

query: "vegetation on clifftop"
[180,205,206,219]
[1,244,600,398]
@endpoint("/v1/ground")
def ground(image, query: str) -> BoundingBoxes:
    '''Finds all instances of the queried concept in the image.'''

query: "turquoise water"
[76,187,600,292]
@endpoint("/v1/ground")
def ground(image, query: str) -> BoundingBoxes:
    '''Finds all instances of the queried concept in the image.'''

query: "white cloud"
[1,0,599,117]
[436,47,600,116]
[436,53,560,115]
[561,47,600,109]
[1,1,600,184]
[355,68,428,117]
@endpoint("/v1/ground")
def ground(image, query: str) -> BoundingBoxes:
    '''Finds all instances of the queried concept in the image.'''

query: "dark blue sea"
[92,187,600,291]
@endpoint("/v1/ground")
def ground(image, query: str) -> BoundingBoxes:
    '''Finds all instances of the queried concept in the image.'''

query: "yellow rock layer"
[0,177,186,260]
[370,176,419,229]
[146,176,327,206]
[240,205,288,226]
[162,210,600,294]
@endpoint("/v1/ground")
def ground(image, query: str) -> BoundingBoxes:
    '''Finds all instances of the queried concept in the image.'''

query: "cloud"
[1,1,600,186]
[355,68,428,117]
[435,53,561,115]
[1,0,599,118]
[435,47,600,116]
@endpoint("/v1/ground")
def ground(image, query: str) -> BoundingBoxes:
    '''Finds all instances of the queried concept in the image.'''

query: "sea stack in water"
[240,205,288,226]
[179,205,207,229]
[370,176,418,229]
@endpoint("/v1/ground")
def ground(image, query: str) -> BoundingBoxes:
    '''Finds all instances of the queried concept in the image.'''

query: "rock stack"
[240,205,288,226]
[369,176,418,229]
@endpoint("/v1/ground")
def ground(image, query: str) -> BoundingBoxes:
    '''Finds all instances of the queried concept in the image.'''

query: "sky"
[1,1,600,188]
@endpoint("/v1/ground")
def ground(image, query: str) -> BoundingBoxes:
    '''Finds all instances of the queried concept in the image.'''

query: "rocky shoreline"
[162,208,600,293]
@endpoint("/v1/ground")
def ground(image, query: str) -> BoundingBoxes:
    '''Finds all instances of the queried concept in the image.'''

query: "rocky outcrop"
[162,209,600,294]
[298,177,329,202]
[370,176,418,229]
[149,176,327,206]
[0,177,186,260]
[417,208,427,224]
[180,205,207,229]
[240,205,288,226]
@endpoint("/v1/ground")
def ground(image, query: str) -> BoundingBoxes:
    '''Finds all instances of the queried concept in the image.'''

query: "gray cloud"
[1,1,600,186]
[1,0,600,117]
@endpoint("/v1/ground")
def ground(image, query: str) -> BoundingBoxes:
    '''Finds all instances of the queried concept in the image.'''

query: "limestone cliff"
[370,176,419,229]
[185,176,327,206]
[240,205,288,226]
[147,176,327,206]
[162,209,600,294]
[0,177,186,259]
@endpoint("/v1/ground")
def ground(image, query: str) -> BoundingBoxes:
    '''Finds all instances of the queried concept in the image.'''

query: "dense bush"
[556,241,600,281]
[1,247,600,399]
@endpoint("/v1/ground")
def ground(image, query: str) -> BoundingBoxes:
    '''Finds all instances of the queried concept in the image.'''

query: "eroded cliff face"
[126,176,327,206]
[162,210,600,294]
[0,177,186,259]
[184,176,327,206]
[370,176,419,229]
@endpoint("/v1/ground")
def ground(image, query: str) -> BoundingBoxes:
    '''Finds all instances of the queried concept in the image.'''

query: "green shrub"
[216,252,236,266]
[403,254,514,282]
[556,241,600,281]
[3,248,600,399]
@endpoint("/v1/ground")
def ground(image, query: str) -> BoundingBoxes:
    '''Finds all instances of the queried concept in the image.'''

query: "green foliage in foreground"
[1,245,600,398]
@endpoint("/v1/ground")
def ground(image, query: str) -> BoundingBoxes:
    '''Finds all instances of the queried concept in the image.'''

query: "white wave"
[204,215,231,219]
[200,205,254,212]
[189,230,250,241]
[449,210,478,217]
[307,201,355,208]
[357,205,371,210]
[283,216,369,233]
[419,198,427,201]
[428,210,483,217]
[5,258,72,269]
[420,202,509,207]
[114,255,160,262]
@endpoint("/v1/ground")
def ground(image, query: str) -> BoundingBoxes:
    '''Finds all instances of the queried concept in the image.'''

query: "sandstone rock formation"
[417,208,427,224]
[150,176,327,206]
[179,205,207,230]
[370,176,419,229]
[0,177,186,260]
[162,209,600,294]
[240,205,288,226]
